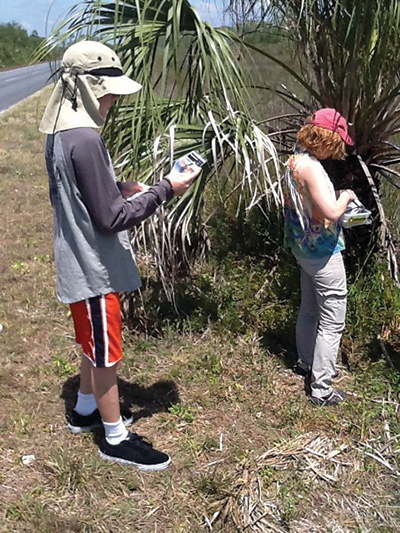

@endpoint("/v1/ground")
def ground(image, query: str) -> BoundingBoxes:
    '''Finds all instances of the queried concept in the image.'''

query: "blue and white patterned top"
[283,151,345,259]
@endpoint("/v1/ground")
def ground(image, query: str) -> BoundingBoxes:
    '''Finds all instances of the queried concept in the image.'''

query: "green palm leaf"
[240,0,400,278]
[35,0,282,296]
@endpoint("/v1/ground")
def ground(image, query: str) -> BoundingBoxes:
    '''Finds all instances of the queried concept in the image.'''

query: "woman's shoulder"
[288,151,321,175]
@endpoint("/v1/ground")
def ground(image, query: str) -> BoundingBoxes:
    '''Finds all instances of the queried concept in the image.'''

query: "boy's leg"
[79,353,94,395]
[92,363,130,445]
[69,355,97,416]
[78,354,122,421]
[68,294,131,432]
[92,364,120,423]
[68,293,171,469]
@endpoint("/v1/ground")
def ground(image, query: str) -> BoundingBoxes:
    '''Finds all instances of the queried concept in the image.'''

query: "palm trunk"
[321,156,399,283]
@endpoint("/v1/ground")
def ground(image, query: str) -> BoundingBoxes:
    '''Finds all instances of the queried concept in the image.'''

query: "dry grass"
[0,90,399,532]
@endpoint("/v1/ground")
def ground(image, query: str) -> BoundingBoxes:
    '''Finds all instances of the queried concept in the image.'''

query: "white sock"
[74,391,97,416]
[103,417,129,445]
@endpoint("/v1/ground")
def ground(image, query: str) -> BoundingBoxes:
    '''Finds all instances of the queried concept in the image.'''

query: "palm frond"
[268,0,400,152]
[128,115,281,299]
[36,0,282,297]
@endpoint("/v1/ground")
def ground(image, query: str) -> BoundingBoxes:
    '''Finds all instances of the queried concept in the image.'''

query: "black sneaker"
[99,432,171,471]
[67,409,134,434]
[310,389,346,406]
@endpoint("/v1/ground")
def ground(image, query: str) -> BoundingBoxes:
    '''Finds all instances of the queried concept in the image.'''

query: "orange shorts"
[70,293,122,368]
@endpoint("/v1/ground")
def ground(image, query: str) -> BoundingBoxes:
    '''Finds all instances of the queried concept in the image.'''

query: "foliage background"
[0,23,45,68]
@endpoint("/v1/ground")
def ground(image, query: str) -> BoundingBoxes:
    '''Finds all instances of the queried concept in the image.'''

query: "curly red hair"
[296,122,346,160]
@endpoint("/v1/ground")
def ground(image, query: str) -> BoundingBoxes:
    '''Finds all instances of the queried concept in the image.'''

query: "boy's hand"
[167,165,202,197]
[120,181,149,198]
[136,182,150,193]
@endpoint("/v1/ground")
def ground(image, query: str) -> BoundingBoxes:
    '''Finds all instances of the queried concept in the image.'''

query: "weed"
[44,449,92,493]
[195,469,232,499]
[131,339,154,352]
[346,262,400,363]
[12,261,30,275]
[126,479,140,491]
[10,410,36,436]
[168,403,195,423]
[280,492,298,526]
[260,465,276,487]
[53,355,77,377]
[280,399,306,425]
[34,254,52,265]
[201,436,220,452]
[6,505,22,521]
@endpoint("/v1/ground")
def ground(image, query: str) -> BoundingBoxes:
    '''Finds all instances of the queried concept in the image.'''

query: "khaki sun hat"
[40,40,142,134]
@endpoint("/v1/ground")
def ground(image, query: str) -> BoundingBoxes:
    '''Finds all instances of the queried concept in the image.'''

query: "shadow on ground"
[60,375,180,424]
[259,332,297,370]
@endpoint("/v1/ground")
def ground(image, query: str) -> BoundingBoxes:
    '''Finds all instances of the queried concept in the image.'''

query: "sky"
[0,0,223,37]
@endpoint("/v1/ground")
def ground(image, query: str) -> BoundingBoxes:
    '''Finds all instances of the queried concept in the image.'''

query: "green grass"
[0,89,399,532]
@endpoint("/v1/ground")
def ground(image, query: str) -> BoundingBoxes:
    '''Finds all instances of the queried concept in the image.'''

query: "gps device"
[340,198,372,228]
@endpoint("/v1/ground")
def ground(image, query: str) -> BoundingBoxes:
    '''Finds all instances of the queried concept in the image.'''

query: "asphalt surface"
[0,63,55,113]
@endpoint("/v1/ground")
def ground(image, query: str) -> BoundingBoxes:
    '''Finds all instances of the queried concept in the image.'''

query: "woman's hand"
[339,189,357,203]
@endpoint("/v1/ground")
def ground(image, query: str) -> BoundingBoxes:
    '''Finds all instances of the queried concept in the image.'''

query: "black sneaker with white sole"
[99,432,171,471]
[67,409,134,434]
[311,389,346,406]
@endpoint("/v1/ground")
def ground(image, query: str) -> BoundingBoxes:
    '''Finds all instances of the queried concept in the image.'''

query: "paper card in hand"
[172,151,207,175]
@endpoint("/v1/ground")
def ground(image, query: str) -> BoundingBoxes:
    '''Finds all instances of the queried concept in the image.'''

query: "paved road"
[0,63,55,113]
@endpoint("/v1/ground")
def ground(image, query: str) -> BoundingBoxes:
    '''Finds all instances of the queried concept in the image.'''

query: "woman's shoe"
[311,389,346,406]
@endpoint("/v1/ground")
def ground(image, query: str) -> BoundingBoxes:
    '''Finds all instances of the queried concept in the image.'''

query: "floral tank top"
[283,151,345,259]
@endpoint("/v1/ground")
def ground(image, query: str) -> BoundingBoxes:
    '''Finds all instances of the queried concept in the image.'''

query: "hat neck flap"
[39,69,106,134]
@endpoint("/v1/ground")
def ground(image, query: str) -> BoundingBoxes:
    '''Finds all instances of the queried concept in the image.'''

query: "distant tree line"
[0,22,60,68]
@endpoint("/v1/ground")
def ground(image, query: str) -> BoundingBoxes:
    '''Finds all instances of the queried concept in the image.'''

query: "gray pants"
[295,253,347,399]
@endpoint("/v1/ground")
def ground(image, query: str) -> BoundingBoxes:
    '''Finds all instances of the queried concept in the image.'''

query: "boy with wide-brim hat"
[40,40,200,469]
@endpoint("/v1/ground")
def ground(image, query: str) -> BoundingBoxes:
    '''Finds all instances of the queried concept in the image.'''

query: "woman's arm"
[296,159,356,222]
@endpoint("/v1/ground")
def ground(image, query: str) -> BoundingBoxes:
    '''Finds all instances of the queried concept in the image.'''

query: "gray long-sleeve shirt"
[45,127,173,304]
